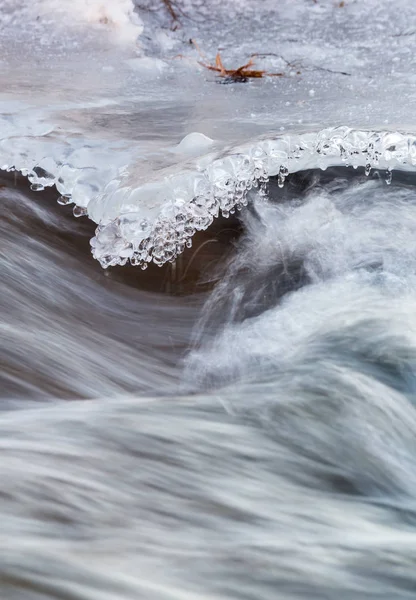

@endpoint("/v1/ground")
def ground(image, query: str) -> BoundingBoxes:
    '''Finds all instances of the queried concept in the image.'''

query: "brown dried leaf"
[191,41,285,82]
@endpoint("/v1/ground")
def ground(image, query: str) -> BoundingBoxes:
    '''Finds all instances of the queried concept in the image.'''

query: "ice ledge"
[89,127,416,269]
[3,126,416,270]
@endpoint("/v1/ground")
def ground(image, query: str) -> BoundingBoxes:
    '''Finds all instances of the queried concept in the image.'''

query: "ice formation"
[89,128,416,268]
[2,0,416,268]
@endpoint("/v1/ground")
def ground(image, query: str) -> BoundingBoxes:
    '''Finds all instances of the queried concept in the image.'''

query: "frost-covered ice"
[2,0,416,267]
[90,128,416,268]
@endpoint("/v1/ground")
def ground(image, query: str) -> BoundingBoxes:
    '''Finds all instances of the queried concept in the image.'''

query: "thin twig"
[162,0,179,21]
[252,52,351,76]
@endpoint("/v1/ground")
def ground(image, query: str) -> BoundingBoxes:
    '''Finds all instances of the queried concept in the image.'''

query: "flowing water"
[5,0,416,597]
[3,166,416,598]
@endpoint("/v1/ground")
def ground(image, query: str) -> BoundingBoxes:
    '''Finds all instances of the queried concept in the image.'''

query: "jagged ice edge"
[90,127,416,270]
[2,126,416,270]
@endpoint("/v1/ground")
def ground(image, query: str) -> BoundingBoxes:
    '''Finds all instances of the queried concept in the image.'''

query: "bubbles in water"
[100,255,113,268]
[278,166,289,188]
[258,181,268,198]
[385,168,393,185]
[57,195,72,206]
[73,205,88,217]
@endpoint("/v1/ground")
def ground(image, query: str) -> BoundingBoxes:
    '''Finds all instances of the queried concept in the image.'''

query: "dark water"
[2,168,416,599]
